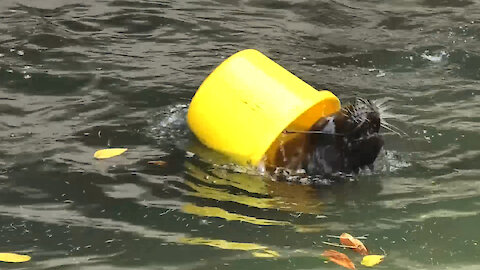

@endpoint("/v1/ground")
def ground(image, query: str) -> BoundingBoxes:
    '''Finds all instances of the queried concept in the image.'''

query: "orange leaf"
[321,250,356,270]
[148,160,167,166]
[340,233,368,255]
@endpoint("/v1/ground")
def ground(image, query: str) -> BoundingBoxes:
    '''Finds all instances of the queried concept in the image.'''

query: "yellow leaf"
[0,253,31,263]
[94,148,128,159]
[361,255,385,267]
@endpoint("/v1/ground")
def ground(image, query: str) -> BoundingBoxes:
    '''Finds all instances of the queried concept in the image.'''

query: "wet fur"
[303,98,384,176]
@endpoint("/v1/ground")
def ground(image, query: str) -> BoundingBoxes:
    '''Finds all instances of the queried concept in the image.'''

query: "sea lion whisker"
[356,97,368,104]
[358,98,378,110]
[380,122,405,137]
[379,124,399,136]
[381,131,404,137]
[380,120,408,137]
[356,97,373,108]
[284,129,345,136]
[342,106,353,114]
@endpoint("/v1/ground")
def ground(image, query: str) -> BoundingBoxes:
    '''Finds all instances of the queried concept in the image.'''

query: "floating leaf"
[321,250,356,270]
[340,233,368,255]
[94,148,127,159]
[0,253,31,263]
[148,160,167,166]
[361,255,385,267]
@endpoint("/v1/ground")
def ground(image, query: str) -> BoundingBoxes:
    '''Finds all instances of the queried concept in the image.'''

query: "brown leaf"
[339,233,368,255]
[148,160,167,166]
[321,250,356,270]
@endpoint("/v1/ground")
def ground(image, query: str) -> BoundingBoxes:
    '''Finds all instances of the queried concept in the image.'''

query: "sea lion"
[266,98,384,180]
[303,98,384,176]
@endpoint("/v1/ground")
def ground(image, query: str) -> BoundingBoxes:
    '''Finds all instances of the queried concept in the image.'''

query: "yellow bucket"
[187,49,340,166]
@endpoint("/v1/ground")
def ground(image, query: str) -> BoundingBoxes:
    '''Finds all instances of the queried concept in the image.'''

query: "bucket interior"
[262,95,341,169]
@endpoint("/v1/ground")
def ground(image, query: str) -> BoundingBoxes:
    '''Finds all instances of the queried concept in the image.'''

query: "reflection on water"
[2,0,480,269]
[184,158,325,214]
[180,237,280,258]
[179,155,328,254]
[182,203,290,226]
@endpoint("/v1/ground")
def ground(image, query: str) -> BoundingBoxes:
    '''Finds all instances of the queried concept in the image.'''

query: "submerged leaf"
[361,255,385,267]
[0,253,31,263]
[94,148,128,159]
[148,160,167,166]
[321,250,356,270]
[340,233,368,255]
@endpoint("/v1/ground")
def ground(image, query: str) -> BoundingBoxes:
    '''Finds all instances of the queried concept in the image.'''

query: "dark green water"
[1,0,480,269]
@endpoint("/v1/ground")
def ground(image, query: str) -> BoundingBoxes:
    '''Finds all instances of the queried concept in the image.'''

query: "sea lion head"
[304,98,384,176]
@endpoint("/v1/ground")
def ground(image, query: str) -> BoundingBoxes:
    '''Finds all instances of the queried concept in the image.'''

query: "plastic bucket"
[187,49,340,166]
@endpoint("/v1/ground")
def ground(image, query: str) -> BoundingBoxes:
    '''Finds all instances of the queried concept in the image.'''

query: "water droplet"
[17,50,24,56]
